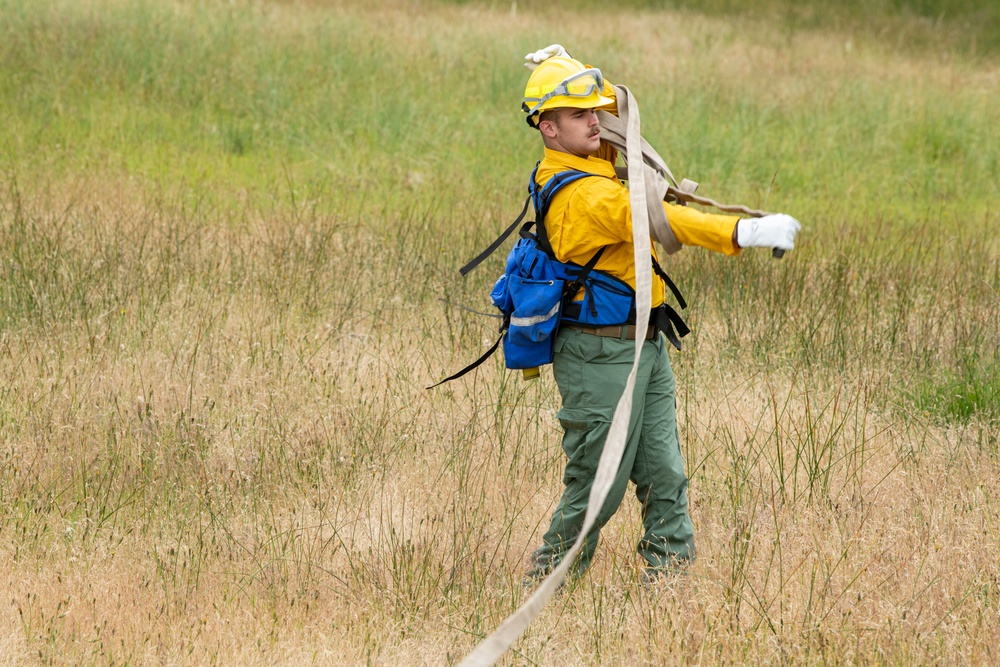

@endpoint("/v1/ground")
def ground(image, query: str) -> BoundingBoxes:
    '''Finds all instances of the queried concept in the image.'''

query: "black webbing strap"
[651,257,687,310]
[517,219,538,241]
[564,246,607,316]
[460,168,595,276]
[651,304,690,351]
[459,193,531,276]
[533,215,556,257]
[648,255,689,350]
[425,332,505,389]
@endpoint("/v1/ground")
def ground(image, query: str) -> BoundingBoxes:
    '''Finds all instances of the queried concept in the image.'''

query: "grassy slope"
[1,0,998,219]
[0,1,998,665]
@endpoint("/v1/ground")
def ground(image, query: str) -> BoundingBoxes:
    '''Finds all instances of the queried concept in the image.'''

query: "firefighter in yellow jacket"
[521,46,801,583]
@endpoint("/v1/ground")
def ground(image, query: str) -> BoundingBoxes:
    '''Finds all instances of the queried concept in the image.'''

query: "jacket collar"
[538,147,617,181]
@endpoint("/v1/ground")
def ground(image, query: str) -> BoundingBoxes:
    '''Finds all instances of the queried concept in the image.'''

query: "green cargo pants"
[528,326,695,577]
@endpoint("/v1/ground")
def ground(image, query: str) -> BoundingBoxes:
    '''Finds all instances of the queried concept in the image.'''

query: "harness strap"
[652,256,687,310]
[564,246,606,316]
[651,303,690,352]
[459,165,597,276]
[459,192,532,276]
[532,169,592,217]
[425,331,504,389]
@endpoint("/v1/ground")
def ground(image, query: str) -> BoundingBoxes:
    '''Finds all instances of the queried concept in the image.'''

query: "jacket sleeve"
[664,202,742,256]
[572,178,742,257]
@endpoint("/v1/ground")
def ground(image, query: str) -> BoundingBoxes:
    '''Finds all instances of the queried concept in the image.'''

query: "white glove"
[736,214,802,251]
[524,44,570,70]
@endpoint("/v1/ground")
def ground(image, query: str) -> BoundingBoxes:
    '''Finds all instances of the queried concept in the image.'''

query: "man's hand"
[524,44,570,70]
[736,214,802,251]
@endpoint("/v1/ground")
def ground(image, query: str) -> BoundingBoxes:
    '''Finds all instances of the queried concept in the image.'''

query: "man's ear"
[538,118,558,139]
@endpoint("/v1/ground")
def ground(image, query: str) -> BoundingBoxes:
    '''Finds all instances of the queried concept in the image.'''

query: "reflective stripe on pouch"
[509,302,560,328]
[458,83,653,667]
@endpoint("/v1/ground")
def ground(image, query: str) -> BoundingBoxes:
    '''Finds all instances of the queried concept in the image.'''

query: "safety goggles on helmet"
[522,67,606,116]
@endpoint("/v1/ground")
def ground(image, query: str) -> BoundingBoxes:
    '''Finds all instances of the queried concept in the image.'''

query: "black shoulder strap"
[649,255,689,350]
[564,246,607,316]
[430,168,607,389]
[532,169,592,219]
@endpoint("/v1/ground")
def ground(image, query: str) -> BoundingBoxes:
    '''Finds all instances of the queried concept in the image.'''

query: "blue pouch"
[502,275,565,368]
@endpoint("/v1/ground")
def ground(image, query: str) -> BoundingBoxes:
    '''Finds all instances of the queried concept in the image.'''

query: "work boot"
[522,553,553,590]
[523,551,552,578]
[521,572,567,593]
[521,554,579,592]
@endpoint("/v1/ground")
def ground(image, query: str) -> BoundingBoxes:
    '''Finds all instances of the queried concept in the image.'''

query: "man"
[520,46,801,583]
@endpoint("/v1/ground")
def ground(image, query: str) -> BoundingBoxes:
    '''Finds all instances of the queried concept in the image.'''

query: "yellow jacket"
[535,147,741,308]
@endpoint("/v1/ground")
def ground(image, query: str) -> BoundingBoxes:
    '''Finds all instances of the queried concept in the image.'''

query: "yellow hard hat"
[522,56,613,127]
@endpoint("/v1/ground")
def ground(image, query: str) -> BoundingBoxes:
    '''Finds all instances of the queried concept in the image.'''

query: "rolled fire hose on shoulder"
[596,91,775,254]
[457,84,652,667]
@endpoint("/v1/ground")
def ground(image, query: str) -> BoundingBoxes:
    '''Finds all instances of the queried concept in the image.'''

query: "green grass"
[479,0,1000,57]
[911,361,1000,425]
[2,0,998,224]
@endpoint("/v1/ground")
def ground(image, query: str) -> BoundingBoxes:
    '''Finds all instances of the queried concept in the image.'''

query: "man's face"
[539,107,601,158]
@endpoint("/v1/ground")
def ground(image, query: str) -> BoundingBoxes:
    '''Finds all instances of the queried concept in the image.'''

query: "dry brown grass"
[2,175,997,665]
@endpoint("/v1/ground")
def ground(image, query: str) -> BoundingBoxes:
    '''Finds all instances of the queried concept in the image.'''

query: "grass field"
[1,0,998,664]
